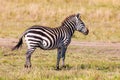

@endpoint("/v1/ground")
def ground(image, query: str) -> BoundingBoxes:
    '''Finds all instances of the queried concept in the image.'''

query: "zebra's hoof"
[24,64,31,68]
[62,65,66,68]
[55,66,61,71]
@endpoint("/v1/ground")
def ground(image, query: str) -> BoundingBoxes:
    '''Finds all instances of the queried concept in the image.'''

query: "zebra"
[12,13,89,70]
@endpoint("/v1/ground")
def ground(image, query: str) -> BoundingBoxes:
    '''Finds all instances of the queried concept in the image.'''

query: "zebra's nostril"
[86,29,89,35]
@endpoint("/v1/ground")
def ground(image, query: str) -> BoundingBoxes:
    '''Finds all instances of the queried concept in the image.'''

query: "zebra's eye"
[81,26,84,30]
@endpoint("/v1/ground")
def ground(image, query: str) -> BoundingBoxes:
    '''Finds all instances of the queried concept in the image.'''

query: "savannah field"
[0,0,120,80]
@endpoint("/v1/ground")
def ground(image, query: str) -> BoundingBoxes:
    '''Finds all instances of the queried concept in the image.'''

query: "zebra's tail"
[12,37,23,51]
[12,32,26,51]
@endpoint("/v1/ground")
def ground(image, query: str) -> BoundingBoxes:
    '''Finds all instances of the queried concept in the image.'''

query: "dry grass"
[0,46,120,80]
[0,0,120,42]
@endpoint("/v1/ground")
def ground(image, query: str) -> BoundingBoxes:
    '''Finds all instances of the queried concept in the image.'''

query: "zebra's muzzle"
[83,28,89,35]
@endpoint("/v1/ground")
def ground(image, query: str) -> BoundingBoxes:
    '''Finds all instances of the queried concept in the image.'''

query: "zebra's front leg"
[61,47,67,68]
[24,48,35,68]
[56,47,61,70]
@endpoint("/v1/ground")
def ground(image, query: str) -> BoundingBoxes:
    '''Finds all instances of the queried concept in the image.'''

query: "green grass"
[0,46,120,80]
[0,0,120,42]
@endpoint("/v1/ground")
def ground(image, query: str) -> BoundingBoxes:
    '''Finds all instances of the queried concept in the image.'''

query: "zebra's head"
[75,13,89,35]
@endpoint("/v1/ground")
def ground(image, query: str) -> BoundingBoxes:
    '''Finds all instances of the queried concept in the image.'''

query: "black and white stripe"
[12,13,89,69]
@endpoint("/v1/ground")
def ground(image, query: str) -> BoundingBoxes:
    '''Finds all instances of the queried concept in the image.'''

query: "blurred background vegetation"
[0,0,120,42]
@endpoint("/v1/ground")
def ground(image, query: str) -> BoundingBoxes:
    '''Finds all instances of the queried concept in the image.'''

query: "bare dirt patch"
[0,38,120,48]
[0,38,18,48]
[71,40,120,48]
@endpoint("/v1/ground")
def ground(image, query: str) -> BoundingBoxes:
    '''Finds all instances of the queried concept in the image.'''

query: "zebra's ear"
[76,13,80,18]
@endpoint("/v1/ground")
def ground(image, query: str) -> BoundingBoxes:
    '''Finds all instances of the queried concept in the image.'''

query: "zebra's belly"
[38,39,58,50]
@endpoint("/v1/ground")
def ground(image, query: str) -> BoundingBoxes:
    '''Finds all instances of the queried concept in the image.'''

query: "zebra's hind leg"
[24,48,35,68]
[61,47,67,68]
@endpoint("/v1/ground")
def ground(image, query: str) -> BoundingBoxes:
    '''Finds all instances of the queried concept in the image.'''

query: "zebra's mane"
[61,14,76,26]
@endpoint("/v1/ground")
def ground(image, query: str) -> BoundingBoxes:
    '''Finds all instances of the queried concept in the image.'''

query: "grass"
[0,0,120,80]
[0,0,120,42]
[0,45,120,80]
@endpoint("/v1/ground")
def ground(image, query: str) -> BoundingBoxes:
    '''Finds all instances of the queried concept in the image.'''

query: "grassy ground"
[0,45,120,80]
[0,0,120,42]
[0,0,120,80]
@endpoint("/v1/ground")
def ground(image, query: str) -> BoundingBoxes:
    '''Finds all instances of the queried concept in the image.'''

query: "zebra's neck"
[61,20,76,36]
